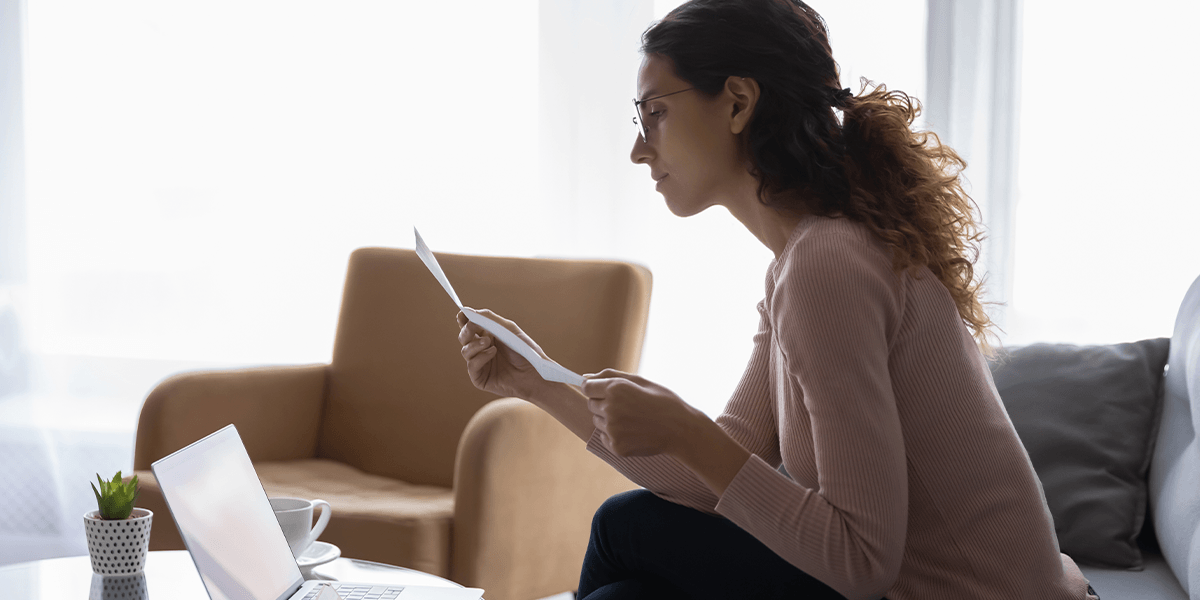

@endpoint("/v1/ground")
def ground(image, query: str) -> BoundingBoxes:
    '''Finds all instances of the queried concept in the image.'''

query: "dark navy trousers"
[576,489,849,600]
[576,489,1101,600]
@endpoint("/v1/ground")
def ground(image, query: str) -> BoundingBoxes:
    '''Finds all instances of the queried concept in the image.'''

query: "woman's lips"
[653,174,668,189]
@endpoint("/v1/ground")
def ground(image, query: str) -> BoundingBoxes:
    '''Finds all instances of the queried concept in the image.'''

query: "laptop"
[152,424,484,600]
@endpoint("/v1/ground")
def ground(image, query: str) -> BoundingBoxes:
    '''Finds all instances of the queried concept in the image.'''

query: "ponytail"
[838,81,995,353]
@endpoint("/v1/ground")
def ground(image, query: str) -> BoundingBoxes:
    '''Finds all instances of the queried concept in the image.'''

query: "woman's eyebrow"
[637,88,661,102]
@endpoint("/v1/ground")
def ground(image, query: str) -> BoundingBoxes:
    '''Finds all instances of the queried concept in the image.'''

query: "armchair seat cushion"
[136,459,454,578]
[256,459,454,578]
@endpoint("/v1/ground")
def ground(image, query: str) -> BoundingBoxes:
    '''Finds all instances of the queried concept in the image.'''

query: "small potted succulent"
[84,471,153,576]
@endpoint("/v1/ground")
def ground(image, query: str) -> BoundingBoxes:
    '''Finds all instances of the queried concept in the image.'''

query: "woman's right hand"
[457,308,553,400]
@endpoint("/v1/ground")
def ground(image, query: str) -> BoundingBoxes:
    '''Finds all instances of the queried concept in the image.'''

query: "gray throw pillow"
[989,338,1170,569]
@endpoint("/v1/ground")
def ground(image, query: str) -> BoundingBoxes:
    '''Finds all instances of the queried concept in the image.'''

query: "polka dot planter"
[84,508,153,576]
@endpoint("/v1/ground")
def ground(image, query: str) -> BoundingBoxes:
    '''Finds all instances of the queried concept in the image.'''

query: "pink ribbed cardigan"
[587,216,1094,600]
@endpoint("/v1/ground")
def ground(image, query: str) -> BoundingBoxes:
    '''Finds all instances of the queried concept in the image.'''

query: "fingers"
[466,348,498,386]
[459,307,519,346]
[464,338,498,383]
[473,308,524,336]
[458,325,490,346]
[466,343,498,367]
[581,377,606,399]
[583,368,648,385]
[474,307,510,325]
[460,333,494,360]
[588,401,609,446]
[586,396,605,414]
[457,309,490,345]
[581,371,643,398]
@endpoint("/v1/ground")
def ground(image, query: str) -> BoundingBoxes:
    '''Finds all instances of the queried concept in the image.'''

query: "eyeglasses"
[632,88,695,143]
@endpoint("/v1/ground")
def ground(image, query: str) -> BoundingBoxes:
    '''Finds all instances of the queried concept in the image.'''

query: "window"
[23,0,539,367]
[1008,0,1200,345]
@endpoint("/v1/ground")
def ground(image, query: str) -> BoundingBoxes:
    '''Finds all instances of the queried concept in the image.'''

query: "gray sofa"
[988,273,1199,600]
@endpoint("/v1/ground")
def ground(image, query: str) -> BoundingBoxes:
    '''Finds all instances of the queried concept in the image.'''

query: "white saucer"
[297,541,341,575]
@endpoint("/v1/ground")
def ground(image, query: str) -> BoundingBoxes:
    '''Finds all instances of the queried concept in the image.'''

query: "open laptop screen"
[152,425,303,600]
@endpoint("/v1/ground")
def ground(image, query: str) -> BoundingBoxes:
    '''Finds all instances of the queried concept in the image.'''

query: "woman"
[456,1,1099,599]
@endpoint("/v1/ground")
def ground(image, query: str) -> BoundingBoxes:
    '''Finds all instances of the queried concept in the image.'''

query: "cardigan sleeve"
[586,300,778,515]
[713,232,908,600]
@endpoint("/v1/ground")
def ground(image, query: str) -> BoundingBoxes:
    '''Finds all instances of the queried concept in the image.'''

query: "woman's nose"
[630,132,652,164]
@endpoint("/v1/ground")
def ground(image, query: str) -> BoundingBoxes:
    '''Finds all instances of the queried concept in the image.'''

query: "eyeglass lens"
[633,100,648,142]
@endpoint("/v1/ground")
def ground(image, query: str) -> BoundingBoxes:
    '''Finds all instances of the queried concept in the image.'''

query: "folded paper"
[414,228,585,387]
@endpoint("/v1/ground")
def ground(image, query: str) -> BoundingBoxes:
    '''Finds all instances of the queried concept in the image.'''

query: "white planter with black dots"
[84,507,153,576]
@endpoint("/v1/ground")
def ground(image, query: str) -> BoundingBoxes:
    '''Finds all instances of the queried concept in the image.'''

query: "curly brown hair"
[644,0,996,351]
[838,84,994,352]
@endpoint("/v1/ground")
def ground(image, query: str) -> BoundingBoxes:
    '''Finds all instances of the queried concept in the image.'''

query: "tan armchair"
[131,247,650,600]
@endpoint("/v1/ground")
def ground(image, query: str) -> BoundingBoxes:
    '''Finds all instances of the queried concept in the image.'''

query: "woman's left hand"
[581,369,701,458]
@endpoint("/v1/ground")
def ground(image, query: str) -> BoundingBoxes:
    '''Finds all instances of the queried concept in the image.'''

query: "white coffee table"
[0,550,466,599]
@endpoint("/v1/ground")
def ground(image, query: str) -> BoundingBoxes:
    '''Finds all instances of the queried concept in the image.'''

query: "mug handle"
[303,499,332,551]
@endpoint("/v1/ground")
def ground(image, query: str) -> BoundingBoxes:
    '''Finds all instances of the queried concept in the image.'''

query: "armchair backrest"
[317,247,652,489]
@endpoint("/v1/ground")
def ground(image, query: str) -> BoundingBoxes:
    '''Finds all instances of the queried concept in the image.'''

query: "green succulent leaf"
[92,470,140,520]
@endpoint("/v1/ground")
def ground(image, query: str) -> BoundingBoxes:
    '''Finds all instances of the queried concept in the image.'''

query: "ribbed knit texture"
[587,216,1095,600]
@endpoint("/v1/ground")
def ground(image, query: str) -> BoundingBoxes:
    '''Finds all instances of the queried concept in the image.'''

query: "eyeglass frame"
[632,87,696,143]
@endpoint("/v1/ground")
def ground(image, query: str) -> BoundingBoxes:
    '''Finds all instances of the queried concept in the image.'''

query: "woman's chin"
[658,181,710,217]
[663,194,706,218]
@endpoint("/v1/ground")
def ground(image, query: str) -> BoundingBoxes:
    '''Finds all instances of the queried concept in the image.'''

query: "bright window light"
[1010,0,1200,345]
[23,0,539,364]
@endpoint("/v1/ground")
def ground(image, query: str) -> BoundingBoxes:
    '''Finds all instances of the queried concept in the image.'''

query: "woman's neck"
[723,188,809,258]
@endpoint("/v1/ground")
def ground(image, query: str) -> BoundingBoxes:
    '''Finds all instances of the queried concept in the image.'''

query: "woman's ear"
[726,76,760,135]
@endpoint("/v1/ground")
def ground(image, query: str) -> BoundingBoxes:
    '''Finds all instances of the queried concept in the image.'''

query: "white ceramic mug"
[269,497,332,558]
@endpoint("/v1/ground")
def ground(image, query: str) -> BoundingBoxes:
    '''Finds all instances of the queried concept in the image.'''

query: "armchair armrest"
[451,397,637,600]
[133,364,330,469]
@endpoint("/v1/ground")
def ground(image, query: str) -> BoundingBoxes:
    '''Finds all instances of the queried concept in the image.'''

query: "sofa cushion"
[989,338,1170,568]
[1079,551,1188,600]
[1149,273,1200,597]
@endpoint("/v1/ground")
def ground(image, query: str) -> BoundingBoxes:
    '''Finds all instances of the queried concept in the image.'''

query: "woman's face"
[630,54,755,217]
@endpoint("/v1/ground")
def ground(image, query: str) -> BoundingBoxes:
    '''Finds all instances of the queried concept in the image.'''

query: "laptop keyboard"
[301,583,405,600]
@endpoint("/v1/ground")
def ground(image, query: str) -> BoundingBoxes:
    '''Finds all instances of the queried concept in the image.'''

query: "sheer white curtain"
[23,0,540,369]
[925,0,1022,334]
[1007,0,1200,345]
[0,0,28,397]
[926,0,1200,346]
